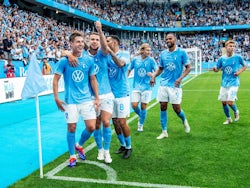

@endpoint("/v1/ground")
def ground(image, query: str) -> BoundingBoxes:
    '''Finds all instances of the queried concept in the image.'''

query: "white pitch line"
[45,76,199,188]
[48,175,197,188]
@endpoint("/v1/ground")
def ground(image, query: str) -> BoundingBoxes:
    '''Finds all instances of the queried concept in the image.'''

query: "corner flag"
[21,53,47,178]
[21,53,47,99]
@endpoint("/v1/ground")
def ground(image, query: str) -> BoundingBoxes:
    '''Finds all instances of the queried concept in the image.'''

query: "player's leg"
[138,90,152,131]
[113,99,126,154]
[156,86,169,139]
[219,87,232,124]
[94,115,104,160]
[119,118,132,159]
[76,101,96,160]
[67,123,77,167]
[101,109,113,163]
[113,117,126,154]
[64,104,78,167]
[227,87,239,122]
[131,91,141,117]
[117,96,132,159]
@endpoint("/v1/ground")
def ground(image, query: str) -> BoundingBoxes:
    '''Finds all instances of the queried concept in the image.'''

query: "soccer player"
[63,21,114,164]
[127,43,157,132]
[150,33,191,139]
[106,35,132,159]
[53,31,99,167]
[213,40,247,124]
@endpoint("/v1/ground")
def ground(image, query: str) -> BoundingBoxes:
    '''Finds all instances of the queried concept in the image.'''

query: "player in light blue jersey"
[107,35,132,159]
[64,22,114,164]
[213,40,247,124]
[150,33,191,139]
[53,31,99,167]
[128,43,157,132]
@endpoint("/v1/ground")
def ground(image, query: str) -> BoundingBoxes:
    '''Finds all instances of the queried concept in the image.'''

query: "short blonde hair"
[138,43,150,55]
[225,40,235,47]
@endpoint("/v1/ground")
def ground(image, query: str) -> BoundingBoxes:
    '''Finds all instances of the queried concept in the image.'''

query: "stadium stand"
[0,0,249,78]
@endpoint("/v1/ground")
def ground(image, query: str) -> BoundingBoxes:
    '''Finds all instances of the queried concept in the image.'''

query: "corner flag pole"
[21,53,47,179]
[36,95,43,178]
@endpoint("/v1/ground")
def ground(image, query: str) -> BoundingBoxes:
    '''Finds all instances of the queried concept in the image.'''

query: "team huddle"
[52,21,247,167]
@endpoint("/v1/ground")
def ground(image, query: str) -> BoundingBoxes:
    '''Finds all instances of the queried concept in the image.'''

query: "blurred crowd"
[0,1,249,77]
[56,0,250,27]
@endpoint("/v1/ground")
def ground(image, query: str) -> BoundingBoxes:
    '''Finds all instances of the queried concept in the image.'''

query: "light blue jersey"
[55,56,95,104]
[108,50,131,98]
[129,56,157,91]
[159,47,189,88]
[216,54,246,87]
[87,50,112,95]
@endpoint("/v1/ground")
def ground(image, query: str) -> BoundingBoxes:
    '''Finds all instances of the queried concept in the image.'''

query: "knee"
[173,107,181,114]
[132,103,138,109]
[102,119,110,128]
[87,126,95,133]
[68,124,76,132]
[160,104,167,111]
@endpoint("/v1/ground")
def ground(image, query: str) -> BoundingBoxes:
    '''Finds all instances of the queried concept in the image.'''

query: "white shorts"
[96,93,114,116]
[131,90,152,104]
[218,86,238,101]
[157,86,182,104]
[112,96,130,118]
[64,101,96,123]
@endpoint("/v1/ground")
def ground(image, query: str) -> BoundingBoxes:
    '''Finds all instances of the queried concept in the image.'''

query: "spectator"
[11,40,23,61]
[4,59,15,78]
[3,32,12,60]
[0,36,4,59]
[42,58,51,75]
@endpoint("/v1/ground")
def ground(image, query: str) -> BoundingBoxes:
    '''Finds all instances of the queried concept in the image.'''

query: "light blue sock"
[103,127,112,150]
[124,136,131,149]
[230,104,238,113]
[67,132,75,156]
[134,106,141,117]
[78,129,92,146]
[94,129,102,150]
[160,110,168,131]
[139,109,147,126]
[223,105,230,118]
[178,110,186,123]
[117,134,125,146]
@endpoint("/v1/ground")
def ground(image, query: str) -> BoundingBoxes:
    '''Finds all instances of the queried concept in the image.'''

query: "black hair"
[108,35,120,45]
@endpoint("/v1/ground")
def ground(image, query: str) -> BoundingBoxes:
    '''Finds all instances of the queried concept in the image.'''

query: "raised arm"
[94,21,109,55]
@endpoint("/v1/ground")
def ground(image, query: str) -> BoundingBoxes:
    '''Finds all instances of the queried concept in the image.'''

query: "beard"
[167,42,174,49]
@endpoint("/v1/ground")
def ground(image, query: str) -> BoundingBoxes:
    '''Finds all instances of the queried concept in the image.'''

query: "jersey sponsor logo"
[167,62,176,71]
[72,70,84,82]
[224,66,232,74]
[138,67,146,77]
[108,66,117,78]
[94,64,99,74]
